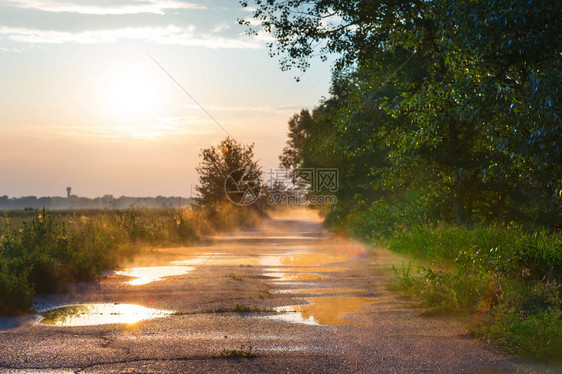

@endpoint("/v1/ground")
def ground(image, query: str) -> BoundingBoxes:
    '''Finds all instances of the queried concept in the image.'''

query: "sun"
[106,67,159,118]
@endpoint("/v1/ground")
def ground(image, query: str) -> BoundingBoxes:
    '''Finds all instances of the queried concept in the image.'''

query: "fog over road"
[0,209,552,373]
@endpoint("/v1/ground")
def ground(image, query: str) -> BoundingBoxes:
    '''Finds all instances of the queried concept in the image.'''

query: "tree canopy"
[247,0,561,225]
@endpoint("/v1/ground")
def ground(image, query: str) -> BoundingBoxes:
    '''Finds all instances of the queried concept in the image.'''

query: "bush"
[0,259,33,314]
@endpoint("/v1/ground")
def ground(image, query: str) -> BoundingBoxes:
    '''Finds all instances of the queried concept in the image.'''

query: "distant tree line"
[0,195,193,210]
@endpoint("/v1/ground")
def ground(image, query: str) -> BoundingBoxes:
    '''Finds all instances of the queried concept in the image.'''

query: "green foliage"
[394,262,494,315]
[245,0,561,225]
[386,223,562,281]
[0,259,33,314]
[475,279,562,359]
[279,110,310,169]
[383,219,561,358]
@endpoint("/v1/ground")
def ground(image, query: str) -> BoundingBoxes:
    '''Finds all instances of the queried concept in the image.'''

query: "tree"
[279,109,311,169]
[242,0,561,225]
[195,137,262,205]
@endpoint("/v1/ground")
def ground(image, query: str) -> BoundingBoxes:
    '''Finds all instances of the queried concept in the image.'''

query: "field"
[0,205,263,314]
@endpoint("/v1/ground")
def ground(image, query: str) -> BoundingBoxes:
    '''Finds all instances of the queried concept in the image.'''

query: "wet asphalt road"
[0,209,558,373]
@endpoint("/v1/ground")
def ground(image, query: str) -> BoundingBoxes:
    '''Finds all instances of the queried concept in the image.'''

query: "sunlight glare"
[107,67,159,118]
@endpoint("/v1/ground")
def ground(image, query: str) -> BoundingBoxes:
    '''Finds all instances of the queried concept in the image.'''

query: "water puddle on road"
[115,266,194,285]
[112,253,349,286]
[266,253,348,267]
[287,288,367,294]
[265,272,326,281]
[267,267,349,273]
[173,253,348,267]
[266,296,377,325]
[39,303,173,326]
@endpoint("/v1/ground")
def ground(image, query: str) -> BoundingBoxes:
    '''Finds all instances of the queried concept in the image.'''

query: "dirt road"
[0,209,554,373]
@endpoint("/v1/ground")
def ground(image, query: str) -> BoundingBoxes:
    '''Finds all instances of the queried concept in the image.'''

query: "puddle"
[115,266,194,285]
[211,236,319,240]
[39,304,173,326]
[111,253,347,287]
[287,288,366,294]
[173,253,348,267]
[267,296,377,325]
[266,272,326,281]
[266,267,348,273]
[266,253,348,267]
[0,315,38,330]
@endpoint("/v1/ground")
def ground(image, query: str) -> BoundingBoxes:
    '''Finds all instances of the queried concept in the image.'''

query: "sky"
[0,0,334,198]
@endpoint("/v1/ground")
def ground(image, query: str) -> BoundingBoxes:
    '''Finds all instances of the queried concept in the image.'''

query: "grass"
[217,345,256,358]
[329,205,562,360]
[0,204,264,315]
[390,225,562,360]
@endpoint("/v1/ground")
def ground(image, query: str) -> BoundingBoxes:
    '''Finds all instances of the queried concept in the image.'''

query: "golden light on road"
[106,67,160,118]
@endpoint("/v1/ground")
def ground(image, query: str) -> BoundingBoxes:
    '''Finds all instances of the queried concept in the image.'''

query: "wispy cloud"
[0,116,215,142]
[212,23,231,33]
[0,25,261,49]
[2,0,205,15]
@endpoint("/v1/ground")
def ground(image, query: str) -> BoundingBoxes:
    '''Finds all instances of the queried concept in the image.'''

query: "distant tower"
[66,187,71,198]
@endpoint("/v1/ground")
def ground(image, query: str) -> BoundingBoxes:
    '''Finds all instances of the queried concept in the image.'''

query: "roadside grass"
[0,204,264,315]
[391,226,562,360]
[329,206,562,360]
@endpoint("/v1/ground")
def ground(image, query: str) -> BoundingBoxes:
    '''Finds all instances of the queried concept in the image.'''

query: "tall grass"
[0,204,263,314]
[328,202,562,360]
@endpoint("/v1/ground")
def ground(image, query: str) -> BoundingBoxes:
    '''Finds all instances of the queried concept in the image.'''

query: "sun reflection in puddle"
[116,266,194,285]
[267,267,349,273]
[266,272,326,281]
[287,288,366,294]
[172,253,348,267]
[39,304,173,326]
[269,254,348,267]
[267,296,377,325]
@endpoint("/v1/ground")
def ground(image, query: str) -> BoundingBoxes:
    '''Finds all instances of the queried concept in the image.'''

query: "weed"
[228,274,244,281]
[217,345,256,358]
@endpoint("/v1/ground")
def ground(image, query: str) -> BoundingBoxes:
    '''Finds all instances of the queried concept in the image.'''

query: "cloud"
[212,23,231,33]
[2,0,206,15]
[0,25,261,49]
[0,116,215,142]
